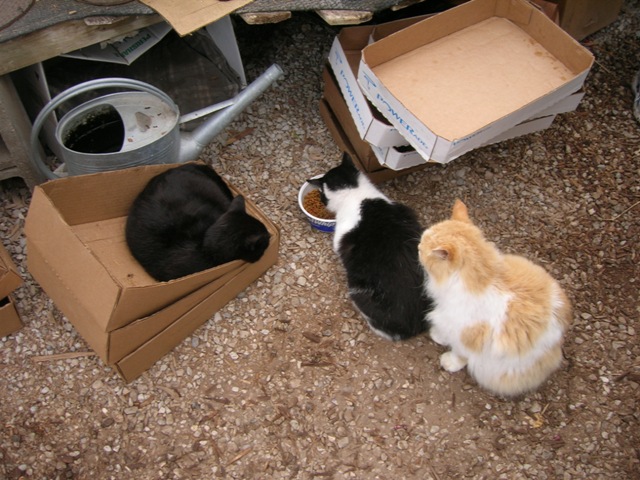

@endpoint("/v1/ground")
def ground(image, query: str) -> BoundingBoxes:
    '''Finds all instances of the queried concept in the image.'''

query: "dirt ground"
[1,2,639,479]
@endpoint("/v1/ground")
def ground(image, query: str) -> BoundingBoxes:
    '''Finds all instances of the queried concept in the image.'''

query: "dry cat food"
[303,189,334,220]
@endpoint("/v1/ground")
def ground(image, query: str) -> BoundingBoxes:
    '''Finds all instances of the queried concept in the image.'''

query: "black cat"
[308,154,433,340]
[125,163,270,282]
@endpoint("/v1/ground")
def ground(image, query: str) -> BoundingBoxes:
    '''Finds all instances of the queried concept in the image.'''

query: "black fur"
[125,164,270,282]
[308,154,433,340]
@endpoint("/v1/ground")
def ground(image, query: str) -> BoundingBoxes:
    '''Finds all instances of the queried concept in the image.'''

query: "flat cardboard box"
[0,244,23,337]
[330,12,586,169]
[115,255,273,382]
[358,0,594,164]
[62,22,172,65]
[25,163,279,380]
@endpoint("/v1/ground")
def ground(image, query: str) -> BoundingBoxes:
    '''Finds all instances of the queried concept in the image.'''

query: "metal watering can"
[30,64,283,180]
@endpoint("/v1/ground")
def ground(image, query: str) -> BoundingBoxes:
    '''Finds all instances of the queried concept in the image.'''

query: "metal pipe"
[178,63,284,162]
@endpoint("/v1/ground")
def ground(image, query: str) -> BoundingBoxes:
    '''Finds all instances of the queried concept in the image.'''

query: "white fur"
[426,270,566,385]
[426,271,511,352]
[325,174,388,252]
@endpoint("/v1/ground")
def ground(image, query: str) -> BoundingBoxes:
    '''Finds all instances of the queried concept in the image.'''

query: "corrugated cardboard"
[138,0,254,37]
[323,64,582,173]
[320,67,429,183]
[0,297,22,338]
[559,0,623,41]
[0,244,23,338]
[0,244,22,300]
[319,98,428,185]
[330,11,586,170]
[358,0,594,164]
[115,254,275,382]
[328,16,432,148]
[25,163,279,381]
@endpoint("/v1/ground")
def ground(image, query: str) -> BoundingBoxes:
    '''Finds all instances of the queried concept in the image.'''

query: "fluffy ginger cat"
[417,199,572,397]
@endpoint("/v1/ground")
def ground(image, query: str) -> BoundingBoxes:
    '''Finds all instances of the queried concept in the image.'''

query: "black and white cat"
[125,163,270,282]
[308,154,433,340]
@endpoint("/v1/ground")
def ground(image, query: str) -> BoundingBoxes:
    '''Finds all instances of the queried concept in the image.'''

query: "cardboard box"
[324,63,583,172]
[328,16,432,149]
[321,66,430,183]
[0,297,23,338]
[357,0,594,164]
[25,163,279,381]
[319,98,429,184]
[0,244,23,338]
[559,0,623,41]
[330,10,587,170]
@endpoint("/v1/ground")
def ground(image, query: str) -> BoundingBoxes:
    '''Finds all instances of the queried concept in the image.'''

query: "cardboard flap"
[25,188,122,329]
[109,260,241,331]
[138,0,254,36]
[26,241,110,360]
[0,244,23,299]
[37,165,175,226]
[114,236,278,383]
[108,265,245,364]
[0,297,23,338]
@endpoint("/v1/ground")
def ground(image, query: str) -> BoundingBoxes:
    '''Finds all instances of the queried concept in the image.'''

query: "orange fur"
[461,322,491,352]
[418,206,499,295]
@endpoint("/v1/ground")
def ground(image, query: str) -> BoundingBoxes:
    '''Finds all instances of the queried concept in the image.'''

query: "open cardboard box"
[357,0,594,164]
[25,163,279,382]
[323,64,581,173]
[0,244,24,338]
[330,10,587,170]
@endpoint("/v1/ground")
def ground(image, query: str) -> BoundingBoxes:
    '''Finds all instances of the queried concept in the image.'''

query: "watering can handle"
[30,78,177,180]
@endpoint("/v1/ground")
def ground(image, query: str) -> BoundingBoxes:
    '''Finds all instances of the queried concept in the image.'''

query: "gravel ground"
[1,3,639,479]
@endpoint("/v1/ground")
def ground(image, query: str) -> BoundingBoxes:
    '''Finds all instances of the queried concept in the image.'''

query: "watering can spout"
[179,63,284,162]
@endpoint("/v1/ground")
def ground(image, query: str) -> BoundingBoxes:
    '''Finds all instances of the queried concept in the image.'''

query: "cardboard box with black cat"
[0,243,24,338]
[24,163,280,382]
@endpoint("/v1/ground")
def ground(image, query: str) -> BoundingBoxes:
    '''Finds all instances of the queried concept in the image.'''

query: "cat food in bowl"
[298,180,336,232]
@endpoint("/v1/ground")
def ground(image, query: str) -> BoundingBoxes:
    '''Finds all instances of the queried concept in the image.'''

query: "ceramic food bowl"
[298,180,336,233]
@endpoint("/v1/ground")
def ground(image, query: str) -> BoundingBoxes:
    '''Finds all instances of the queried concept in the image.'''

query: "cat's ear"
[451,199,471,223]
[432,247,451,260]
[307,177,323,187]
[229,195,246,212]
[341,152,357,171]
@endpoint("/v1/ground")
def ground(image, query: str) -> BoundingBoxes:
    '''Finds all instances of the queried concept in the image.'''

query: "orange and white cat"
[417,199,572,397]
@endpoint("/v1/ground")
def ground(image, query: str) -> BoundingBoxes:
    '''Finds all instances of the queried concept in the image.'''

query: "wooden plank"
[0,75,45,188]
[316,10,373,25]
[239,11,292,25]
[0,14,162,76]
